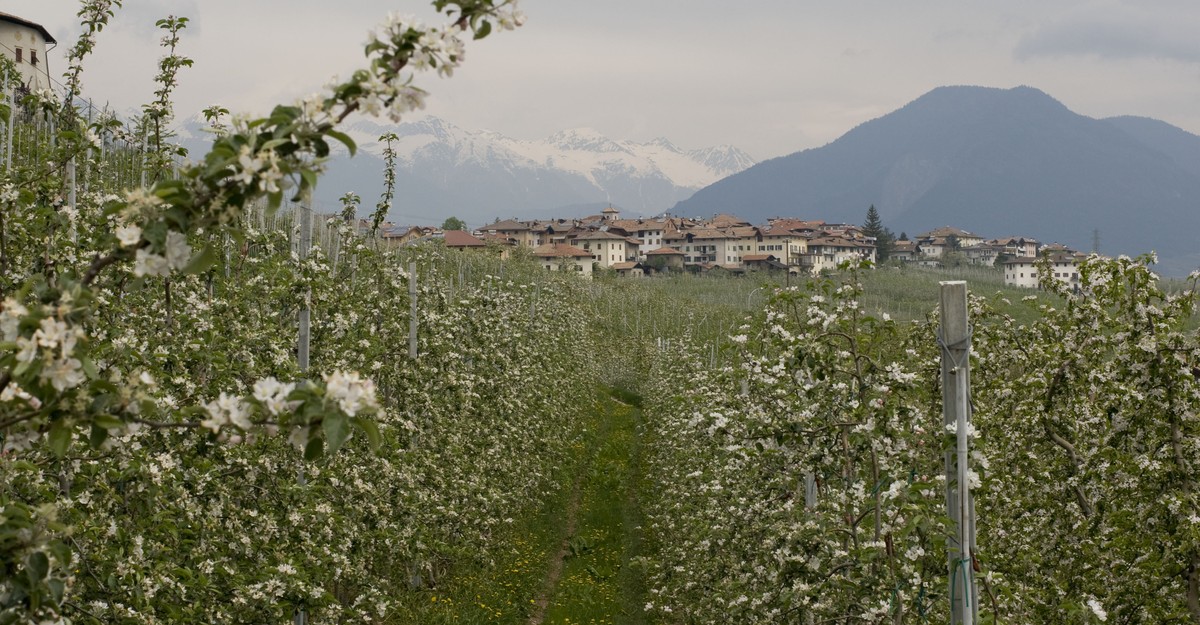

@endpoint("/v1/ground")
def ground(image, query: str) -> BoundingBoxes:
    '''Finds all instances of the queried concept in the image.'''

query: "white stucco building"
[0,12,56,91]
[1003,252,1085,290]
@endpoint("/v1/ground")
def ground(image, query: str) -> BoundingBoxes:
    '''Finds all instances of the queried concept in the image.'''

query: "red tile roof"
[443,230,485,247]
[533,244,593,258]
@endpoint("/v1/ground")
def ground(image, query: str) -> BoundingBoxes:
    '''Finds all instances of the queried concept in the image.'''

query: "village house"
[442,229,486,251]
[706,214,753,229]
[478,233,519,259]
[918,226,985,249]
[759,219,818,269]
[0,12,55,91]
[644,247,686,272]
[801,236,876,273]
[484,219,540,248]
[611,262,647,277]
[611,217,671,256]
[1003,250,1087,290]
[741,254,788,272]
[571,230,638,269]
[890,239,918,262]
[532,244,595,278]
[384,225,437,245]
[990,236,1040,259]
[963,244,1002,267]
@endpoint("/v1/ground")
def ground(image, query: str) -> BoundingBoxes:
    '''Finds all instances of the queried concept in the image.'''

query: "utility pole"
[940,281,976,625]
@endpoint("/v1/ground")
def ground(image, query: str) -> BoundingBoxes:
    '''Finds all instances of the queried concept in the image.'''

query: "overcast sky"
[8,0,1200,160]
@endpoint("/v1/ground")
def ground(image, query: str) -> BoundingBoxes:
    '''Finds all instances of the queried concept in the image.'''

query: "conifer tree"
[862,204,895,262]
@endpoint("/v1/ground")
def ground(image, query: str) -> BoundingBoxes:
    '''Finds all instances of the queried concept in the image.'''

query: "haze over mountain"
[673,85,1200,276]
[175,115,755,226]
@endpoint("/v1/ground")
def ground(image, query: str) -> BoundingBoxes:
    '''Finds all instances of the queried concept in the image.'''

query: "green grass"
[857,264,1060,325]
[597,264,1062,341]
[384,392,649,625]
[541,393,649,625]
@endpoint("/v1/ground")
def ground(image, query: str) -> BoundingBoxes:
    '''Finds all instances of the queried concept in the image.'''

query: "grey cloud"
[1015,13,1200,63]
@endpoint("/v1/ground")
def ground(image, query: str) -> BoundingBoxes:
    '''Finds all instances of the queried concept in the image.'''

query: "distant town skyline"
[6,0,1200,160]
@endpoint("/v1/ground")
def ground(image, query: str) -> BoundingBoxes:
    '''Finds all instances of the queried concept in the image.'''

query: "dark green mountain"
[673,86,1200,275]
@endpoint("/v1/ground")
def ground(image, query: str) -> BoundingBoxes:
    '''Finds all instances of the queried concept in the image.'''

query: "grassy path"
[536,391,649,625]
[387,390,648,625]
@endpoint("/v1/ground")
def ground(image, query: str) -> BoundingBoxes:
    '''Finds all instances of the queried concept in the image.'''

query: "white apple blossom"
[252,377,297,416]
[134,249,171,277]
[115,224,143,247]
[1,298,28,341]
[323,370,379,417]
[165,231,192,271]
[41,357,86,392]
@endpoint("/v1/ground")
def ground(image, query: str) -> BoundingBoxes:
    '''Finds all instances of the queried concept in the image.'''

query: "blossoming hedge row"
[2,220,597,622]
[640,272,951,623]
[0,1,612,623]
[640,258,1200,624]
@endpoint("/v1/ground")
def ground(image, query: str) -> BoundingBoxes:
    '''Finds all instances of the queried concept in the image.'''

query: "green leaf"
[304,436,324,461]
[47,421,72,458]
[26,551,49,583]
[182,244,218,274]
[89,425,109,449]
[47,578,65,605]
[80,356,99,380]
[352,417,382,450]
[323,412,351,454]
[474,20,492,40]
[92,414,125,430]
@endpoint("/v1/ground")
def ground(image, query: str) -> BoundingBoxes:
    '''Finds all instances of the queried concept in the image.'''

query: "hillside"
[672,86,1200,275]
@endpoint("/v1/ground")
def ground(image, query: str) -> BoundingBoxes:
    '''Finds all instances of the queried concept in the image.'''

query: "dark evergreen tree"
[862,205,895,262]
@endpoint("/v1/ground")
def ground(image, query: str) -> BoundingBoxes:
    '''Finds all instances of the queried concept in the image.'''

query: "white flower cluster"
[0,380,41,410]
[4,300,88,393]
[494,3,527,31]
[0,183,17,204]
[201,392,253,433]
[324,370,379,417]
[231,144,284,194]
[354,3,522,122]
[134,231,191,277]
[252,377,298,416]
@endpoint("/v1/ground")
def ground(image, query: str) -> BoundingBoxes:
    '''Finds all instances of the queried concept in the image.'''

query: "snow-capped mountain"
[174,114,755,225]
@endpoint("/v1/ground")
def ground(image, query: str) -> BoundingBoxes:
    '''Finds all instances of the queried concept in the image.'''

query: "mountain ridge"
[672,85,1200,275]
[174,115,755,225]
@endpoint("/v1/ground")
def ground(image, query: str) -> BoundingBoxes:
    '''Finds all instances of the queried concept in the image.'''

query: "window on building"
[15,48,22,64]
[30,50,37,66]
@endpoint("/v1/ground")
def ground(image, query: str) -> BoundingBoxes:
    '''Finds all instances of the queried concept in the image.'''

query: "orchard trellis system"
[4,2,1200,624]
